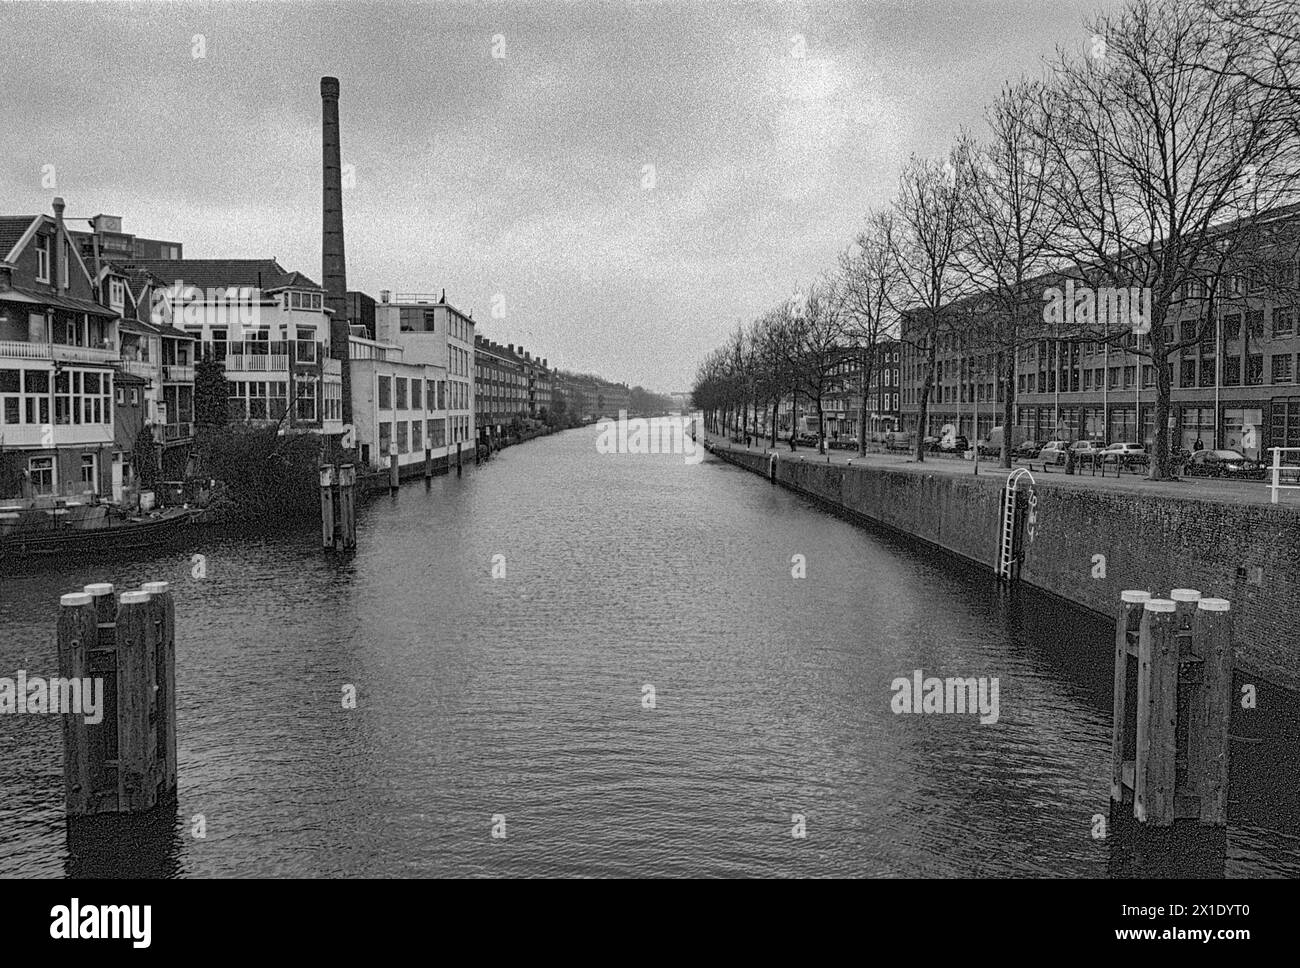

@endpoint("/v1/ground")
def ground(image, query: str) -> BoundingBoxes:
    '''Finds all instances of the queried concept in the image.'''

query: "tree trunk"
[915,350,935,463]
[857,350,871,457]
[816,394,826,455]
[1001,354,1015,469]
[770,398,779,449]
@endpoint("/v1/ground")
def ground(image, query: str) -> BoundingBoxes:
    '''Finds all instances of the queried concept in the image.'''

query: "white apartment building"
[373,291,475,450]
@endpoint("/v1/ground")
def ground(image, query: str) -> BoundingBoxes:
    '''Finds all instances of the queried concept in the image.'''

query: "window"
[1180,321,1197,343]
[60,240,69,288]
[35,236,50,282]
[396,378,407,410]
[80,454,96,488]
[289,291,323,311]
[1247,354,1264,385]
[1223,356,1241,386]
[1247,310,1264,336]
[379,421,392,456]
[1142,364,1154,388]
[411,378,422,410]
[1272,355,1293,384]
[378,375,392,409]
[1199,358,1216,387]
[1181,359,1196,387]
[295,378,318,421]
[397,421,408,453]
[428,418,445,448]
[1273,308,1294,338]
[29,457,53,495]
[412,420,422,452]
[1224,314,1241,340]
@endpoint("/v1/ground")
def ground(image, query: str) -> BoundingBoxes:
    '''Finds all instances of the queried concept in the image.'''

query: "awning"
[0,287,120,318]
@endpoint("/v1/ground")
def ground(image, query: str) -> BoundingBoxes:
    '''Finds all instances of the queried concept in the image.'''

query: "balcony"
[118,359,155,379]
[163,364,195,382]
[225,354,289,373]
[52,343,118,365]
[161,422,193,441]
[0,341,53,360]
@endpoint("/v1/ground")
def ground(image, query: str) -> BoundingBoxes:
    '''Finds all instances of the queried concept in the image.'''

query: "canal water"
[1,428,1297,877]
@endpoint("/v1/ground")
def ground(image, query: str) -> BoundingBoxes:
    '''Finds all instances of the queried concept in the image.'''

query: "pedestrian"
[1193,437,1204,452]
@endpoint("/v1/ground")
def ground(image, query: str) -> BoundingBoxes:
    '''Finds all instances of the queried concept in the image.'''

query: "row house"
[373,291,476,449]
[110,266,196,453]
[474,336,528,441]
[124,259,344,436]
[819,341,903,439]
[900,205,1300,458]
[348,331,452,471]
[560,374,629,419]
[0,198,120,500]
[517,347,552,419]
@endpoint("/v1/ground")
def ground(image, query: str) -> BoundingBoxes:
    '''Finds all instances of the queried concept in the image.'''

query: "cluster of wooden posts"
[320,463,358,550]
[57,581,178,816]
[1111,589,1233,827]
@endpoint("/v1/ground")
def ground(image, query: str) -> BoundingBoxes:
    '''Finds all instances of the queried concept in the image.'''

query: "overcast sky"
[1,0,1111,391]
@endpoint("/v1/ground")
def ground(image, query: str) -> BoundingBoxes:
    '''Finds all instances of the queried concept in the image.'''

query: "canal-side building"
[111,266,196,464]
[819,340,903,440]
[520,349,551,418]
[373,290,476,450]
[474,336,527,443]
[111,369,148,503]
[349,331,450,472]
[899,205,1300,457]
[0,198,120,500]
[123,258,344,437]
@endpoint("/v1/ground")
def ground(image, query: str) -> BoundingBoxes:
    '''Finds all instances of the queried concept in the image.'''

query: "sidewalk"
[703,431,1300,510]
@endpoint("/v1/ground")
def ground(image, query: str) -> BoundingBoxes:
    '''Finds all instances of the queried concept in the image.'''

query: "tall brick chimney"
[321,76,352,424]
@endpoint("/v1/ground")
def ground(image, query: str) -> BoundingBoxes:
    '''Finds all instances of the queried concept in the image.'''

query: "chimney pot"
[52,197,66,216]
[380,289,390,303]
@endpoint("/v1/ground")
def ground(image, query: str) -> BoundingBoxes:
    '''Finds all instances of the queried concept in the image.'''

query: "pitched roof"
[122,258,321,293]
[0,216,40,263]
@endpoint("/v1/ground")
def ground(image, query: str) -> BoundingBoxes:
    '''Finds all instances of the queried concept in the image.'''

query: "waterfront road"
[705,432,1300,510]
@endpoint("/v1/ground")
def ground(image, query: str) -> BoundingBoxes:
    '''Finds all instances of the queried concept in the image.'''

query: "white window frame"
[35,236,50,282]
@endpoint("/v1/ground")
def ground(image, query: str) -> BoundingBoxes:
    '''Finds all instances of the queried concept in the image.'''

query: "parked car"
[1069,440,1105,461]
[795,432,821,448]
[978,425,1029,458]
[1100,442,1147,464]
[939,434,969,453]
[1187,449,1262,479]
[1012,439,1041,459]
[1037,440,1071,465]
[923,435,941,452]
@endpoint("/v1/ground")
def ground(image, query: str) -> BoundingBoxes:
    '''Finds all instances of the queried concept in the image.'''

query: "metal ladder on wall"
[998,468,1034,581]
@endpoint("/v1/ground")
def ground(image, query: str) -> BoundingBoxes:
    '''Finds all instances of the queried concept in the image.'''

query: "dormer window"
[289,291,323,311]
[36,236,50,282]
[109,278,125,309]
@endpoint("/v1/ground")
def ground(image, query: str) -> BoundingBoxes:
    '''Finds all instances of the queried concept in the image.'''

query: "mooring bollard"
[1136,598,1179,825]
[319,464,336,549]
[389,445,399,492]
[457,441,463,476]
[337,463,357,550]
[425,447,432,480]
[58,582,177,816]
[1112,588,1232,828]
[1110,589,1150,804]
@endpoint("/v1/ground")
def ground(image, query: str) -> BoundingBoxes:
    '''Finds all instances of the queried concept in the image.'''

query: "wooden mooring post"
[424,446,433,481]
[337,463,357,550]
[319,464,336,549]
[320,463,357,551]
[1110,589,1233,828]
[457,440,463,476]
[57,582,178,816]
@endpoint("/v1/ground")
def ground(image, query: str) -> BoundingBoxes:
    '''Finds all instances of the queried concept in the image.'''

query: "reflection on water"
[1,429,1297,877]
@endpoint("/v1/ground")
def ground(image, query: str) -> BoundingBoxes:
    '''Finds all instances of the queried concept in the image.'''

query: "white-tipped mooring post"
[319,464,336,549]
[1112,589,1232,828]
[57,582,178,816]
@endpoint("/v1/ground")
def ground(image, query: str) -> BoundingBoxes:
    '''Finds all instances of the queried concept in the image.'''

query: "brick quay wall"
[705,443,1300,694]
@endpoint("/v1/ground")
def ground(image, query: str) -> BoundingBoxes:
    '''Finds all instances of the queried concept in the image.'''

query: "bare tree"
[958,82,1064,467]
[1037,0,1299,478]
[839,209,903,456]
[784,280,850,455]
[887,146,974,462]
